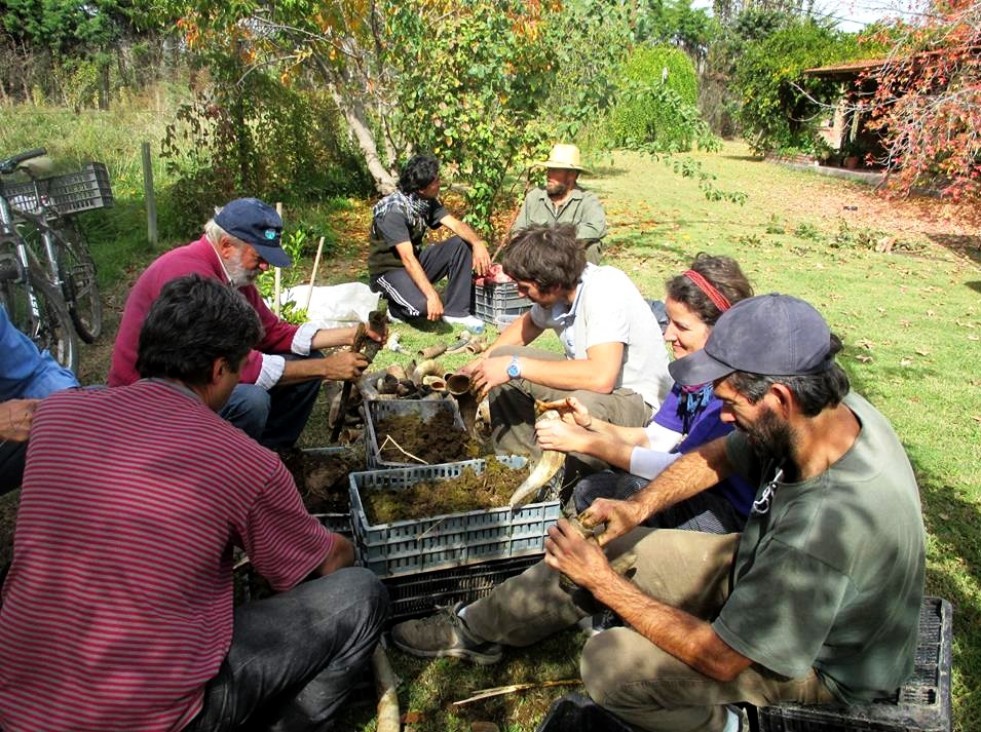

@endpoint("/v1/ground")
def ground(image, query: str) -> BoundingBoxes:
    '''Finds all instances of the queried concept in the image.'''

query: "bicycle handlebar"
[0,148,48,176]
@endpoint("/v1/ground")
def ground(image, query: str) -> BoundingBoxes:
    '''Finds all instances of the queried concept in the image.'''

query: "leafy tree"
[160,0,562,231]
[734,19,862,154]
[609,44,715,152]
[863,0,981,200]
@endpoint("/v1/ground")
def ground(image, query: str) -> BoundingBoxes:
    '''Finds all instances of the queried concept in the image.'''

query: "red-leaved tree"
[863,0,981,200]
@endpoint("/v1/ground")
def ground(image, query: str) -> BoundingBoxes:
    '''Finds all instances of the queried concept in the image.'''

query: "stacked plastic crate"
[354,395,560,622]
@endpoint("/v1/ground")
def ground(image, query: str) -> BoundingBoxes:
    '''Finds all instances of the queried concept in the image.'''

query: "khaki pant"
[463,530,836,732]
[487,346,651,460]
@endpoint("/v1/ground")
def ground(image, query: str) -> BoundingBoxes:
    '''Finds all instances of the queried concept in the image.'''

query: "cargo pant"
[461,530,835,732]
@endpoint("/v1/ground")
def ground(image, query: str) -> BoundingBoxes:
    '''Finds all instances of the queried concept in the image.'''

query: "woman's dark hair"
[503,223,586,291]
[665,253,753,326]
[398,154,440,194]
[725,335,850,416]
[136,275,263,386]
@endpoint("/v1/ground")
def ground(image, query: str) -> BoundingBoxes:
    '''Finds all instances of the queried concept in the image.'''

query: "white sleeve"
[644,421,683,452]
[256,354,286,390]
[628,448,682,480]
[291,322,321,356]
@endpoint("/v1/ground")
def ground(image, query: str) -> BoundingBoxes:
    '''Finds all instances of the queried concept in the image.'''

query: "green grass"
[5,103,979,731]
[355,147,980,731]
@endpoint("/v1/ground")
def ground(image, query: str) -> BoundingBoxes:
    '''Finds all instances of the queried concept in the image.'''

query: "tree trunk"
[315,60,397,194]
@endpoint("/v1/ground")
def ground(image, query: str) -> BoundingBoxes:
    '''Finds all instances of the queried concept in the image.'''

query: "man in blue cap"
[109,198,377,448]
[391,293,925,732]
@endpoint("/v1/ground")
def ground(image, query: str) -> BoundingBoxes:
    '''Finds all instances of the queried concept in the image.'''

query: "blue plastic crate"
[348,457,560,578]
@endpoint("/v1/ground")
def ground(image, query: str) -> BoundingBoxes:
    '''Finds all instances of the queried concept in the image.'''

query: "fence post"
[142,142,158,249]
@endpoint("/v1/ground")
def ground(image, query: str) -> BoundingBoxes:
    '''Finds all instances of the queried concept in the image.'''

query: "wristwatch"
[506,355,522,380]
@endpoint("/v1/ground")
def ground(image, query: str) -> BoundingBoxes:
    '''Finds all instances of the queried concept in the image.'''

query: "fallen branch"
[372,645,401,732]
[452,679,581,707]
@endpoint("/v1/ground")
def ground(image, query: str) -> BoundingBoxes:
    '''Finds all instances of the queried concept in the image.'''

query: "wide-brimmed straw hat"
[534,144,587,173]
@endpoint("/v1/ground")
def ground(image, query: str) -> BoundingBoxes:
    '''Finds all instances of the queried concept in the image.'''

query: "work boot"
[390,602,503,665]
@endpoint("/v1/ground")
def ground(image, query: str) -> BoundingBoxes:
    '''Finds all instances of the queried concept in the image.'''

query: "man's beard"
[226,248,260,287]
[745,406,798,476]
[546,180,568,198]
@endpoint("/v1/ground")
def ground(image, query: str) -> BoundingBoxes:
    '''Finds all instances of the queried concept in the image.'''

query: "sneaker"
[386,308,404,324]
[442,314,485,333]
[390,603,503,665]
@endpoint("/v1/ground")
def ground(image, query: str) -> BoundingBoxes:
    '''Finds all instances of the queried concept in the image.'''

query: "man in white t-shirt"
[463,224,672,458]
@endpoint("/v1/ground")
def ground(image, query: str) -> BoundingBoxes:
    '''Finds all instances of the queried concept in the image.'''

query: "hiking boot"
[390,603,503,665]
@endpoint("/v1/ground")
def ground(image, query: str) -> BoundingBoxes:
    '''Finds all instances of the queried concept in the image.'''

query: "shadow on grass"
[720,154,763,163]
[966,281,981,295]
[926,233,981,266]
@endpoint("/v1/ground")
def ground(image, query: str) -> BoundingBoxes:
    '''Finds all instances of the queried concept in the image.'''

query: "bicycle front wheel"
[0,262,80,373]
[57,221,102,342]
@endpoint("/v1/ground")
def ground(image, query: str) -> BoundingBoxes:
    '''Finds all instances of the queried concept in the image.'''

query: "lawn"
[7,141,980,731]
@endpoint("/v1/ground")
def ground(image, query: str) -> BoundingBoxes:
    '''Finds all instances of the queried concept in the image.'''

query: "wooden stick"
[372,645,401,732]
[304,235,326,313]
[273,202,284,315]
[452,679,581,707]
[378,434,428,464]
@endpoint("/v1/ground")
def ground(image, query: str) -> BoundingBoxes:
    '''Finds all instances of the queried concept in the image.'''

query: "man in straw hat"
[393,293,925,732]
[511,143,607,264]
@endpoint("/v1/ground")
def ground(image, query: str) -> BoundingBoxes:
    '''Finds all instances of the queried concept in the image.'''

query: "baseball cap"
[214,198,291,268]
[669,294,834,386]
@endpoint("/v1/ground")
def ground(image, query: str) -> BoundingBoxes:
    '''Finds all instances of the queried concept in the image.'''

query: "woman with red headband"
[536,253,755,534]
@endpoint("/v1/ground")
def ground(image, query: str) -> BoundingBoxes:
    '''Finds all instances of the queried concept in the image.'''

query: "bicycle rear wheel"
[0,260,79,373]
[57,220,102,342]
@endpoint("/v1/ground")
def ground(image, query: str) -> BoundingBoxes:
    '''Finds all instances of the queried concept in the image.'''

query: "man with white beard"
[108,198,377,447]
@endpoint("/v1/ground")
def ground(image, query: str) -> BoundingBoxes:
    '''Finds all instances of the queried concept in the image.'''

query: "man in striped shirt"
[0,275,389,731]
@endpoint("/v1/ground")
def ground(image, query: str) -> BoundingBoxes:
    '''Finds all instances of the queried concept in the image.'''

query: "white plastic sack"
[281,282,380,328]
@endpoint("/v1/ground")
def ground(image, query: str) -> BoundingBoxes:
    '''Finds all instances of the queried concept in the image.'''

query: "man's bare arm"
[546,520,751,682]
[582,437,733,543]
[313,534,356,575]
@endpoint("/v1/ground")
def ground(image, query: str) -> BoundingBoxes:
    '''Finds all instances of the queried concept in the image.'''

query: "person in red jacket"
[109,198,378,448]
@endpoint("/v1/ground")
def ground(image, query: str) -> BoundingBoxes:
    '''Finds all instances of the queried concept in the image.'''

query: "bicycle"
[7,153,103,343]
[0,148,79,372]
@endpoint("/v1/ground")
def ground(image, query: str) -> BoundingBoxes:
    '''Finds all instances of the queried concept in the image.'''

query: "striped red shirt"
[0,380,335,731]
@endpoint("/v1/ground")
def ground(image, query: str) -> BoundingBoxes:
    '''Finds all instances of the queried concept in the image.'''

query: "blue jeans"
[219,355,324,449]
[185,567,389,732]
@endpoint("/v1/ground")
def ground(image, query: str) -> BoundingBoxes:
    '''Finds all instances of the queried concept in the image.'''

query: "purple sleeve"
[651,385,684,433]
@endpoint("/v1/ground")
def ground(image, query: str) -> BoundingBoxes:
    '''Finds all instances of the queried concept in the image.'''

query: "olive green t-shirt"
[714,391,925,704]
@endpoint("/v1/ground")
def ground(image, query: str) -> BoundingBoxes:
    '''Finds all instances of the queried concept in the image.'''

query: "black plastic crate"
[535,692,634,732]
[383,553,542,623]
[758,597,952,732]
[473,280,532,326]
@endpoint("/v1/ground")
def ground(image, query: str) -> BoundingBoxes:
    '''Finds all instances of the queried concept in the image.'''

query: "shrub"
[608,44,713,152]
